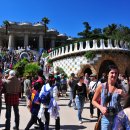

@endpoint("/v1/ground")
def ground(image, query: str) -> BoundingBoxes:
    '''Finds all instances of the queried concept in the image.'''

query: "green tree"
[42,17,50,36]
[90,28,105,39]
[103,23,117,39]
[115,25,130,42]
[42,17,50,49]
[3,20,10,35]
[78,22,92,39]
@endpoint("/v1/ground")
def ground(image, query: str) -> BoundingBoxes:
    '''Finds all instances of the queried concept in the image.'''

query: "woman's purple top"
[113,110,130,130]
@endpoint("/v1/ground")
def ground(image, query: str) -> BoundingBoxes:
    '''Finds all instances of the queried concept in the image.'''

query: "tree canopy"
[3,20,10,35]
[78,22,130,42]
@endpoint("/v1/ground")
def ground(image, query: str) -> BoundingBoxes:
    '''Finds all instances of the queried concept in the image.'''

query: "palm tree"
[103,23,117,38]
[42,17,50,36]
[3,20,10,35]
[41,17,50,50]
[78,22,91,39]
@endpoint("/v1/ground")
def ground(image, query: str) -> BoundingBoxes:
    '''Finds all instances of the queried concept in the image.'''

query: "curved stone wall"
[53,52,130,77]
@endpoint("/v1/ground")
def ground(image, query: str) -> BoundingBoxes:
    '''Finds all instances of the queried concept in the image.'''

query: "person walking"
[92,65,125,130]
[84,73,90,87]
[67,73,77,109]
[60,74,67,97]
[0,68,3,116]
[25,82,44,130]
[24,75,31,105]
[73,74,87,124]
[88,73,100,118]
[3,70,21,130]
[38,74,60,130]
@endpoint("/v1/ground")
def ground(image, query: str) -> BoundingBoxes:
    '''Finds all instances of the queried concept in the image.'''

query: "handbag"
[89,82,98,100]
[88,91,94,100]
[94,115,102,130]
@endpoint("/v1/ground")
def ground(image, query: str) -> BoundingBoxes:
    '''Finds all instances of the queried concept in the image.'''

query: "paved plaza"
[0,95,97,130]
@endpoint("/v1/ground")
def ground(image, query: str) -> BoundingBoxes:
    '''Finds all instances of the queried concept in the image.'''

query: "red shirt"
[5,93,19,106]
[36,77,44,86]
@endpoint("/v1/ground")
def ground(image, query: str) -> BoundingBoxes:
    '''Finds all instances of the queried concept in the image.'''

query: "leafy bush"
[13,58,29,76]
[84,51,96,60]
[24,62,40,76]
[42,52,49,58]
[47,59,52,64]
[56,66,67,78]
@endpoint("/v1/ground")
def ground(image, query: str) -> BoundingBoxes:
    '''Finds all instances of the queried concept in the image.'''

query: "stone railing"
[49,39,130,59]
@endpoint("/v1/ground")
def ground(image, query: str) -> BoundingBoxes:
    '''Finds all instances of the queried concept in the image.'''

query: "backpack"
[69,79,78,91]
[39,85,54,105]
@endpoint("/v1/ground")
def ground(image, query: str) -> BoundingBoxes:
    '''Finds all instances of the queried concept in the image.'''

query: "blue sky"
[0,0,129,37]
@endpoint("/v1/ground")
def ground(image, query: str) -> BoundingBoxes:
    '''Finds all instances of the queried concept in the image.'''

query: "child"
[25,82,44,130]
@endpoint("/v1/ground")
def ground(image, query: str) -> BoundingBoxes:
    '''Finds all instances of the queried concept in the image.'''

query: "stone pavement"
[0,95,97,130]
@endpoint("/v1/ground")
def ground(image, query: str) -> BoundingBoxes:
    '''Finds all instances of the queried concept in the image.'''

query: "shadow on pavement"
[83,106,90,109]
[0,124,5,128]
[60,125,87,130]
[82,117,97,122]
[1,106,6,110]
[58,104,68,106]
[49,124,87,130]
[59,98,69,100]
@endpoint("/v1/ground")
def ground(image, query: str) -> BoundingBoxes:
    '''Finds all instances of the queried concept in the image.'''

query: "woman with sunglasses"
[92,65,125,130]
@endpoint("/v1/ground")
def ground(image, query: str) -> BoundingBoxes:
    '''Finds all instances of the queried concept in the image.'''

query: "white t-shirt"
[89,81,101,92]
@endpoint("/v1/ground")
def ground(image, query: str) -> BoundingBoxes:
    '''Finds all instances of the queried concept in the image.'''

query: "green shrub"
[84,51,96,60]
[42,52,49,58]
[47,59,52,64]
[24,62,40,76]
[13,58,29,76]
[56,66,68,78]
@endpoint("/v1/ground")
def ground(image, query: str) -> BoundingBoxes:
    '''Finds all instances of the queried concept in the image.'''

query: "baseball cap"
[90,73,97,77]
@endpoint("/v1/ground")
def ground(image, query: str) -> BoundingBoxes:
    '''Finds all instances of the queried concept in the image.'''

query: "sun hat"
[9,70,16,76]
[90,73,97,77]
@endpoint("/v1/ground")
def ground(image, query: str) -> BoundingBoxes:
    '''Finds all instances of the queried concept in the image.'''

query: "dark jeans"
[0,95,2,115]
[44,108,60,130]
[5,105,19,130]
[90,99,94,115]
[68,91,76,109]
[44,108,50,130]
[55,117,60,130]
[25,114,44,130]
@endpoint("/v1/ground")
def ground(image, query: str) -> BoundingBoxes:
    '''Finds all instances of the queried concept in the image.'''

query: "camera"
[107,107,116,116]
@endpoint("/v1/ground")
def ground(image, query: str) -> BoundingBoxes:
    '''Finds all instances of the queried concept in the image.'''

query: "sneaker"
[79,120,83,124]
[90,114,93,118]
[34,126,40,129]
[74,107,77,110]
[68,103,71,107]
[13,126,19,130]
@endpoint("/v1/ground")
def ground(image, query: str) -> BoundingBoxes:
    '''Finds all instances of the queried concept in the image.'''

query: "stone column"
[51,38,55,48]
[24,34,28,48]
[8,34,14,51]
[39,34,43,54]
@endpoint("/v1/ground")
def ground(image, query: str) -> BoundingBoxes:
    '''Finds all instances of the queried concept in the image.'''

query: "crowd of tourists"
[67,65,130,130]
[0,48,129,129]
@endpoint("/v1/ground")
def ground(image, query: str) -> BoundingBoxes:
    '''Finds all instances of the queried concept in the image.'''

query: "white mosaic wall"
[53,55,89,76]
